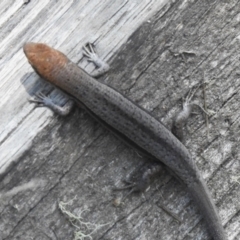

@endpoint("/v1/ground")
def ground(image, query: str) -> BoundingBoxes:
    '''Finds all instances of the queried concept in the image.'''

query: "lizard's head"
[23,42,68,83]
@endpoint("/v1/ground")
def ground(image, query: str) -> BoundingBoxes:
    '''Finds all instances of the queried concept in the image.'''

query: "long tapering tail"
[188,177,226,240]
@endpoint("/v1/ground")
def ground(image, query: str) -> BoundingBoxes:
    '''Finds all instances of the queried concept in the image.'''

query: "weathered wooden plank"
[0,0,239,240]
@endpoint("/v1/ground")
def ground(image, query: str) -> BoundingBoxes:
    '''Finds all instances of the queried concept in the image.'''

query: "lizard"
[23,42,226,240]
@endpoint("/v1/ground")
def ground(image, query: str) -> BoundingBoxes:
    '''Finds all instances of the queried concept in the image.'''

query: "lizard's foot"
[82,42,110,77]
[113,162,163,200]
[172,85,210,141]
[29,92,74,116]
[183,84,211,115]
[172,87,198,141]
[83,43,101,66]
[29,92,52,106]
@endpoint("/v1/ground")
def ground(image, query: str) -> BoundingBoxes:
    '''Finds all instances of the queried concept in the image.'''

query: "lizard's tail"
[188,177,226,240]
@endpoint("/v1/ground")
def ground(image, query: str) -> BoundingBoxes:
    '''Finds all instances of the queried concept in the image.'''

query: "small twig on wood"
[203,73,209,138]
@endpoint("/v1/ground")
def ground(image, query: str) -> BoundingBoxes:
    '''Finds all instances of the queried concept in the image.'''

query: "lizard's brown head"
[23,42,68,84]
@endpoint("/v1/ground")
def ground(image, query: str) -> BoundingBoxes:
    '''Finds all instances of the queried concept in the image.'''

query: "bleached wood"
[0,1,239,240]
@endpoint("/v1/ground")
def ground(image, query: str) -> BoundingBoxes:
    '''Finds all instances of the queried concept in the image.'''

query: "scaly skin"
[23,42,226,240]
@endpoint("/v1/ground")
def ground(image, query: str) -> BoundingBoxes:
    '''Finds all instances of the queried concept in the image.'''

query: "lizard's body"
[23,42,226,240]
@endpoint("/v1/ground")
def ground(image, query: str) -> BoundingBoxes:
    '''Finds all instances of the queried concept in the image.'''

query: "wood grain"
[0,1,239,239]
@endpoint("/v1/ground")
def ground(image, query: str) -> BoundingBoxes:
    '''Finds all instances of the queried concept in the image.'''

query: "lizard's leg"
[82,43,110,77]
[114,162,164,195]
[171,88,196,141]
[172,85,208,141]
[29,92,75,116]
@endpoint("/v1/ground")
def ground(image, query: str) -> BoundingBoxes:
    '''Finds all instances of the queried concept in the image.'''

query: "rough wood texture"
[0,1,239,240]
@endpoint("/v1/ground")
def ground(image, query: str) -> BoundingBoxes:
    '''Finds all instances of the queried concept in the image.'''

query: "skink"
[23,42,226,240]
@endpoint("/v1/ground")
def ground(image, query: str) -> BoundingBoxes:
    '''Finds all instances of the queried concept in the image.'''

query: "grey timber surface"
[0,1,239,240]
